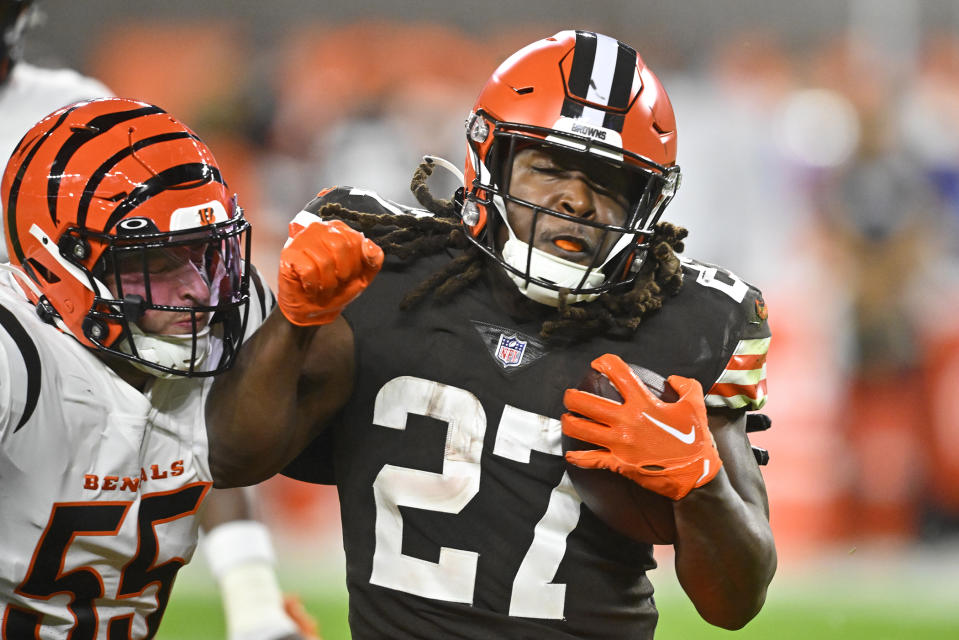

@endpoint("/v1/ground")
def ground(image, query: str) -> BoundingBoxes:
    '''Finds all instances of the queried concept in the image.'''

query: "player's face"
[499,146,630,265]
[106,245,217,335]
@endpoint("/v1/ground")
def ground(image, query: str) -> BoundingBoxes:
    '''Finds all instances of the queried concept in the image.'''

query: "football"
[562,363,679,545]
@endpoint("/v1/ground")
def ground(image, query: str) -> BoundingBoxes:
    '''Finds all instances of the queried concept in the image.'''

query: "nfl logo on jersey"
[496,334,527,367]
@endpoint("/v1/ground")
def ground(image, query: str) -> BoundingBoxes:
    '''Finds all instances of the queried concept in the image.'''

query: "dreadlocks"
[311,159,687,342]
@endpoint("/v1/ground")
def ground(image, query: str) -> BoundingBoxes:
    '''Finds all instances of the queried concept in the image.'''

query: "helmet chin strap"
[424,155,464,184]
[121,324,211,379]
[0,261,43,298]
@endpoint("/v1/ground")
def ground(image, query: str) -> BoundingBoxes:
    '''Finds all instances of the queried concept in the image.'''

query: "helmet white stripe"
[28,224,112,298]
[585,34,621,107]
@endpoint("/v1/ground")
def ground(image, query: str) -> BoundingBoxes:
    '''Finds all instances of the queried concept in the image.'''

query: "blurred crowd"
[49,18,959,556]
[666,29,959,553]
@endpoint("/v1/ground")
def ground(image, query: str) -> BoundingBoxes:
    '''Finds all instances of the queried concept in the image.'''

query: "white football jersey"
[0,62,112,262]
[0,268,274,639]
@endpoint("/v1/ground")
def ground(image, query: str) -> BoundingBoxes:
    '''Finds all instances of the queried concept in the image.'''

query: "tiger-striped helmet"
[1,97,251,377]
[461,30,681,306]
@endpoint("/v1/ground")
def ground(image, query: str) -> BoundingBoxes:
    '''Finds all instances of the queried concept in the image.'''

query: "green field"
[157,545,959,640]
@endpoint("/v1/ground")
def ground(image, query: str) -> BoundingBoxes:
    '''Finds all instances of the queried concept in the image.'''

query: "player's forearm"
[206,310,350,487]
[672,470,777,629]
[204,211,380,486]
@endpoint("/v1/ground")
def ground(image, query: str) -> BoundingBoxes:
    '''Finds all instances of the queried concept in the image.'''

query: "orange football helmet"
[2,97,251,376]
[461,30,681,305]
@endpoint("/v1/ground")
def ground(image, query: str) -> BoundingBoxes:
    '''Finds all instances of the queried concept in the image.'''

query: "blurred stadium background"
[18,0,959,637]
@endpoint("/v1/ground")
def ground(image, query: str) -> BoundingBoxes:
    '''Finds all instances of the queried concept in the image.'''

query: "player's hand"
[561,353,721,501]
[281,594,321,639]
[278,212,383,326]
[232,594,320,640]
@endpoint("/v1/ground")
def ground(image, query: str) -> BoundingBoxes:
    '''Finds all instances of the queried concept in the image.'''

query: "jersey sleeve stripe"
[724,353,766,371]
[705,389,767,410]
[714,363,766,386]
[708,381,767,402]
[705,337,769,410]
[733,337,770,355]
[0,306,42,432]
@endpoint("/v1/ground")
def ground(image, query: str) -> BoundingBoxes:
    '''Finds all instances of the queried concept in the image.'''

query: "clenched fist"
[278,212,383,326]
[561,353,722,501]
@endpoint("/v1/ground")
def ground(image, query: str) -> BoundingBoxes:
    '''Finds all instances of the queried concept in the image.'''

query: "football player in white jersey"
[0,96,342,639]
[1,4,319,638]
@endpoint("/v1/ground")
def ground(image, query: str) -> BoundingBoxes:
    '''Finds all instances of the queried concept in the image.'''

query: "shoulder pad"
[679,257,752,304]
[678,258,771,411]
[242,264,276,341]
[303,186,432,219]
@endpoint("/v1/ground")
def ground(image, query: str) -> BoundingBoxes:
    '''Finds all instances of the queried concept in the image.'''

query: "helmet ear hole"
[25,258,60,284]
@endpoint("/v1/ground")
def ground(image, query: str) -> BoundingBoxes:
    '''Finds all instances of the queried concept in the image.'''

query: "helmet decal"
[47,105,167,221]
[561,31,639,131]
[4,105,78,268]
[100,162,224,232]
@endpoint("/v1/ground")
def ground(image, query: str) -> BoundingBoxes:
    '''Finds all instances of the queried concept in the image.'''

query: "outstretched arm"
[206,216,383,487]
[200,487,320,640]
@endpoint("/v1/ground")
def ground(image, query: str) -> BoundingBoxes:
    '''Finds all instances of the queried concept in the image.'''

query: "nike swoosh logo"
[642,412,696,444]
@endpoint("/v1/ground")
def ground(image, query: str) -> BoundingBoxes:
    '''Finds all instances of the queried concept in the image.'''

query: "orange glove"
[562,353,722,501]
[278,213,383,326]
